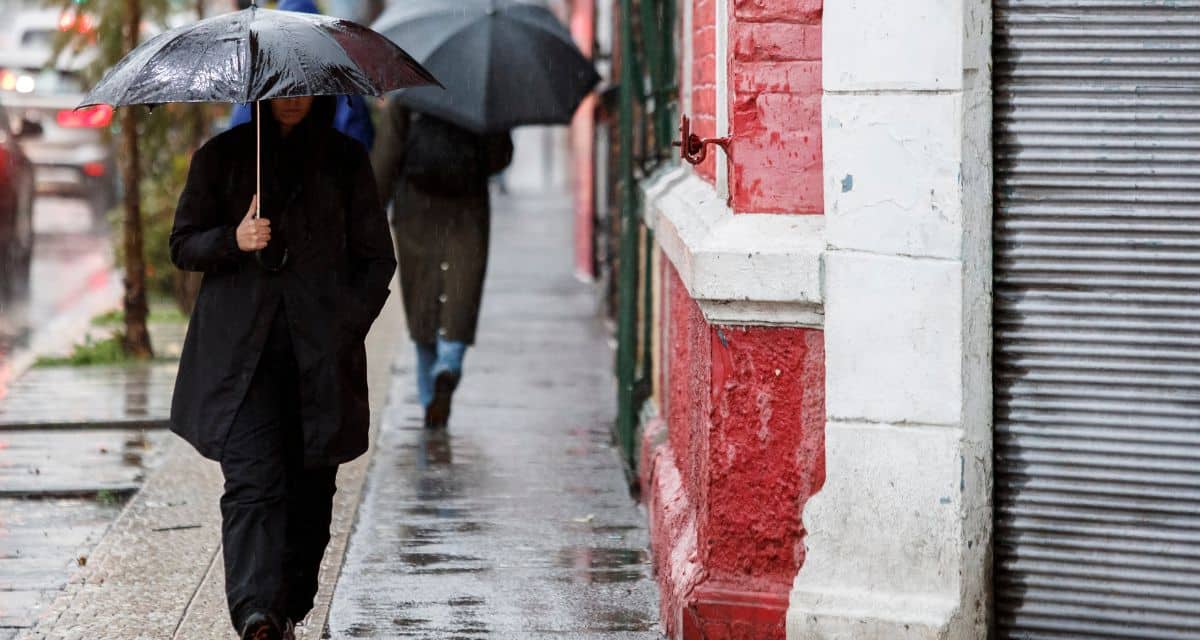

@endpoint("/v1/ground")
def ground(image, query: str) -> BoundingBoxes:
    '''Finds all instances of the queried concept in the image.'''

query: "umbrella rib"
[189,27,228,103]
[92,30,170,106]
[147,22,226,104]
[310,24,379,95]
[376,14,473,62]
[489,14,577,127]
[275,20,315,96]
[121,27,200,105]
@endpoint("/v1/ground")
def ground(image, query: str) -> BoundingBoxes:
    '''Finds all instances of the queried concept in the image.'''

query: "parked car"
[0,99,37,301]
[0,9,116,220]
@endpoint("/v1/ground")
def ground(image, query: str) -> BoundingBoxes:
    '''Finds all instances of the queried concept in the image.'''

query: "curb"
[0,419,168,432]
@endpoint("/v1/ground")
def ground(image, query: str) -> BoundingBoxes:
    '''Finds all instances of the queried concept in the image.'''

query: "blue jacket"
[227,0,375,150]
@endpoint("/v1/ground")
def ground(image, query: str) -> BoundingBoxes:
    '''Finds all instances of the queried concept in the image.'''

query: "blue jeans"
[415,338,467,407]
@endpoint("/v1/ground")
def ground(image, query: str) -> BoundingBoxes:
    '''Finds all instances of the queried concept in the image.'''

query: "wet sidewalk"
[327,181,661,637]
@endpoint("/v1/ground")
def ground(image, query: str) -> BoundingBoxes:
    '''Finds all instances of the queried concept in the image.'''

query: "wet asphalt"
[327,184,662,639]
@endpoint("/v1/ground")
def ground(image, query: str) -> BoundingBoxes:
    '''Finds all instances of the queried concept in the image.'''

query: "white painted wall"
[788,1,993,638]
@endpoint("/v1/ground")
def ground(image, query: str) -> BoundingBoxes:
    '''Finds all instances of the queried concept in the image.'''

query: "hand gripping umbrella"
[372,0,599,133]
[78,1,440,219]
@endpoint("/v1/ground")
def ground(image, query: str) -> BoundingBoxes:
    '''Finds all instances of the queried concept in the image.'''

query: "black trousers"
[220,307,338,629]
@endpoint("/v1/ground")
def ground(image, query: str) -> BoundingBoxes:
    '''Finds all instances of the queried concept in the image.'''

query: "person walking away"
[169,95,395,640]
[228,0,376,152]
[372,97,513,428]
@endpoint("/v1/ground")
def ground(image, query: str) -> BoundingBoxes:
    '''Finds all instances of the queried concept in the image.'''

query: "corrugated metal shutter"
[993,1,1200,638]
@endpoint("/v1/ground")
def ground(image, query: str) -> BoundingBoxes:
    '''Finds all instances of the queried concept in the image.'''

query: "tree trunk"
[121,0,152,359]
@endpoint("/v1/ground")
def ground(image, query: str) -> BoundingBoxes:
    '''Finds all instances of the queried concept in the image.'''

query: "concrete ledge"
[642,167,825,328]
[787,588,960,640]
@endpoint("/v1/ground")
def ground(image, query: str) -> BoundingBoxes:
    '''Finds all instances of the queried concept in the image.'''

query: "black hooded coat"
[169,97,396,468]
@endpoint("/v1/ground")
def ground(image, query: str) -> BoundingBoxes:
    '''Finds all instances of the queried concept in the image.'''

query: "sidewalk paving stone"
[0,498,124,636]
[0,430,166,496]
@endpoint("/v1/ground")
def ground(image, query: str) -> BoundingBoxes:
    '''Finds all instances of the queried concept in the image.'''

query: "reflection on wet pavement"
[0,364,176,429]
[0,429,166,496]
[328,181,661,638]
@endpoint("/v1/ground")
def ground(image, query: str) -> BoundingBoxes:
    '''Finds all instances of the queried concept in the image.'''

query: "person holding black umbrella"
[172,95,395,639]
[76,5,435,638]
[368,0,597,428]
[373,100,512,428]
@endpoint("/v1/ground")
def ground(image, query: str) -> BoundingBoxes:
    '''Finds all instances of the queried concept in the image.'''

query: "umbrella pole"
[255,100,261,219]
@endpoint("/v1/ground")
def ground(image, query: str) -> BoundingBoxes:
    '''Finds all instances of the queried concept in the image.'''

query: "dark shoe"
[424,369,460,429]
[241,611,283,640]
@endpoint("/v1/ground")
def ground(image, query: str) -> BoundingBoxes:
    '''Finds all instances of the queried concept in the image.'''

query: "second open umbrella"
[372,0,599,133]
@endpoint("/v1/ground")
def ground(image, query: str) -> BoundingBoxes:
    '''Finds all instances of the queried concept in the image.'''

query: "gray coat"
[372,99,512,345]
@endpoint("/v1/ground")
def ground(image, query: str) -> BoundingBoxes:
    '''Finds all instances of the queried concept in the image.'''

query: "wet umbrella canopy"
[373,0,600,133]
[79,4,438,108]
[78,3,438,220]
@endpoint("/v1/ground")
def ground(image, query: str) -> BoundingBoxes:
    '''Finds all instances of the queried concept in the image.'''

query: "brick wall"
[730,0,823,213]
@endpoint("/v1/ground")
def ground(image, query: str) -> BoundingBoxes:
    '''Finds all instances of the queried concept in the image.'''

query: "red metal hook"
[673,114,731,165]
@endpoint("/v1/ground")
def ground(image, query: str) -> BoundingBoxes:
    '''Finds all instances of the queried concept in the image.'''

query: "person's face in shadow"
[270,96,314,134]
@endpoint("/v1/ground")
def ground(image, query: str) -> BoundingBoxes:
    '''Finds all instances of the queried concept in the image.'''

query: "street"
[0,197,118,395]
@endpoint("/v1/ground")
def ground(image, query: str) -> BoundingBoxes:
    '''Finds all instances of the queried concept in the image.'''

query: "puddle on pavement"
[554,546,651,584]
[401,504,473,519]
[396,522,490,547]
[592,524,640,534]
[590,607,658,632]
[397,551,485,569]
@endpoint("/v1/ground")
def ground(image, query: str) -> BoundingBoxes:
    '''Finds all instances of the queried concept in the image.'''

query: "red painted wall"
[644,262,826,639]
[705,322,825,587]
[687,0,823,213]
[730,0,823,213]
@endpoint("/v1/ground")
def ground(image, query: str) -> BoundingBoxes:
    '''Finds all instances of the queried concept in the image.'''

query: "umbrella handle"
[255,100,261,219]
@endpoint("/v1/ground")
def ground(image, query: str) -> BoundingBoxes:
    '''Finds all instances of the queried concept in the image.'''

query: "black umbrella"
[80,3,439,217]
[373,0,599,133]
